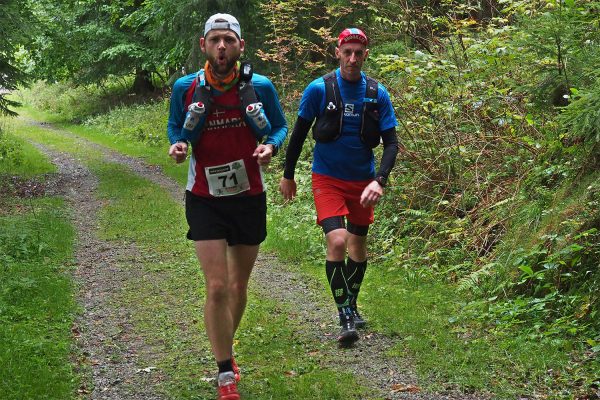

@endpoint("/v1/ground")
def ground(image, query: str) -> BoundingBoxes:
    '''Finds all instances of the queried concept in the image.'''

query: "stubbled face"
[200,30,244,78]
[335,42,369,82]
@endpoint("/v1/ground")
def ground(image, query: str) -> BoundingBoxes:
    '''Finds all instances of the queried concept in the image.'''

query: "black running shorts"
[185,191,267,246]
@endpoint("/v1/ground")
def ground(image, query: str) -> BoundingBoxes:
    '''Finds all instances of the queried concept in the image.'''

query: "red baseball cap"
[337,28,368,47]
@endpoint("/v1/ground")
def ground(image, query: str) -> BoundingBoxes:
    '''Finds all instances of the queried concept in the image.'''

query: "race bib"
[205,159,250,196]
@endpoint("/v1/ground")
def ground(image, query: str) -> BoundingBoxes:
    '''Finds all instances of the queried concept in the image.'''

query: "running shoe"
[217,372,240,400]
[231,356,240,382]
[338,310,359,347]
[351,307,366,329]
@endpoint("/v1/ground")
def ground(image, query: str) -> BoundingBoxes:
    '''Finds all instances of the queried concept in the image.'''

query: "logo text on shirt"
[205,117,247,131]
[344,103,359,117]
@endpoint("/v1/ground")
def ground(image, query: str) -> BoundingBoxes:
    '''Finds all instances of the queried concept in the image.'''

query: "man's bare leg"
[226,244,259,333]
[347,233,367,262]
[195,239,233,362]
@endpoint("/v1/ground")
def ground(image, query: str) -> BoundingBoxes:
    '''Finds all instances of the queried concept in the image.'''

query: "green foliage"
[499,229,598,320]
[508,0,600,107]
[463,171,600,397]
[19,80,124,122]
[84,100,169,146]
[558,81,600,146]
[18,79,167,125]
[257,0,375,104]
[0,0,34,116]
[0,128,23,168]
[0,117,56,178]
[367,24,542,275]
[0,199,72,263]
[25,0,267,89]
[484,172,600,330]
[27,0,157,87]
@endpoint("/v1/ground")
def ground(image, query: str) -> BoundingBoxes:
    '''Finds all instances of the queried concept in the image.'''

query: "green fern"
[558,83,600,143]
[457,262,497,292]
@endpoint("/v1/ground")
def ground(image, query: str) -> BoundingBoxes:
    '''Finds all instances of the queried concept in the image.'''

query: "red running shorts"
[311,172,374,226]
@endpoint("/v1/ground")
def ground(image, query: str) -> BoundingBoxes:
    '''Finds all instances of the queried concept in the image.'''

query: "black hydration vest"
[312,71,381,148]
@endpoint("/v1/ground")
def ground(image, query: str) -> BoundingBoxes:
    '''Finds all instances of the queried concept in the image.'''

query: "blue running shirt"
[298,69,398,181]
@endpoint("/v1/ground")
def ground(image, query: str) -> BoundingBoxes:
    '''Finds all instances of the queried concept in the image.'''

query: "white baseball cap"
[204,13,241,38]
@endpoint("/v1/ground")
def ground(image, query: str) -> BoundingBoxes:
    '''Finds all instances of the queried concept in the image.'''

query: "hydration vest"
[183,62,268,142]
[312,71,381,148]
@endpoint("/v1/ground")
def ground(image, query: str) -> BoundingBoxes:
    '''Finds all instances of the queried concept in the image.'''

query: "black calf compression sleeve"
[325,260,350,311]
[345,257,367,307]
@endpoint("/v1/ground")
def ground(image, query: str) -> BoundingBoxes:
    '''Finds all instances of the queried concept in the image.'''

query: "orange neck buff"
[204,60,240,92]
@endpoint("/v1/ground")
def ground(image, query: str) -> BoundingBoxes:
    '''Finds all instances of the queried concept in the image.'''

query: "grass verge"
[0,188,78,398]
[0,116,56,178]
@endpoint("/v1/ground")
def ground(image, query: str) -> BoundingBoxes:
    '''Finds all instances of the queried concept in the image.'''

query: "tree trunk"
[132,68,154,94]
[478,0,497,21]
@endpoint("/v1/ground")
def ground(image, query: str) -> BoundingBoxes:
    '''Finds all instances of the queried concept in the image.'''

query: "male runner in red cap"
[280,28,399,346]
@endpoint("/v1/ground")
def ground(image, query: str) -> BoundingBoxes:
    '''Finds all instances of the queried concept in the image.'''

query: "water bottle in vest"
[245,102,271,137]
[182,102,206,143]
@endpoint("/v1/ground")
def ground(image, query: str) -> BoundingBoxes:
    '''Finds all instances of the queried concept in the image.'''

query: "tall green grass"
[0,117,56,177]
[0,197,78,399]
[1,114,78,398]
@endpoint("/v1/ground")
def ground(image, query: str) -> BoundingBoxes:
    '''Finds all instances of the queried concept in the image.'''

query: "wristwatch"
[267,143,278,157]
[374,175,387,187]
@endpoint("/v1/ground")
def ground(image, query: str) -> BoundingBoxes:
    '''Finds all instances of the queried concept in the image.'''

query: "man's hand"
[169,142,188,163]
[253,144,274,166]
[360,180,383,207]
[279,177,297,201]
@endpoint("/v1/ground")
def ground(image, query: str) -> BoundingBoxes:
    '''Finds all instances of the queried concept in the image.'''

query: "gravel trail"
[24,119,489,400]
[27,141,166,399]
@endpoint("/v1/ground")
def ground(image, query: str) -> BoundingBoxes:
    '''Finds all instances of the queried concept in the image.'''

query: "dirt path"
[28,141,166,399]
[25,119,487,400]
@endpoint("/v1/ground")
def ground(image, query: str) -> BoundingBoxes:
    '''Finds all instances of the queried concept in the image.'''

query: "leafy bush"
[84,100,169,146]
[509,0,600,108]
[19,81,105,122]
[366,23,543,274]
[558,81,600,149]
[19,78,166,123]
[471,174,600,365]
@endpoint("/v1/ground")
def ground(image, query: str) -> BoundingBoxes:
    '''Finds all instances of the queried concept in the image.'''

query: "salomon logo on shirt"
[344,103,359,117]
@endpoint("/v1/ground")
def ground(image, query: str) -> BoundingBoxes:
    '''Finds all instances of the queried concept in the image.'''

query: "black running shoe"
[337,311,359,347]
[351,307,366,329]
